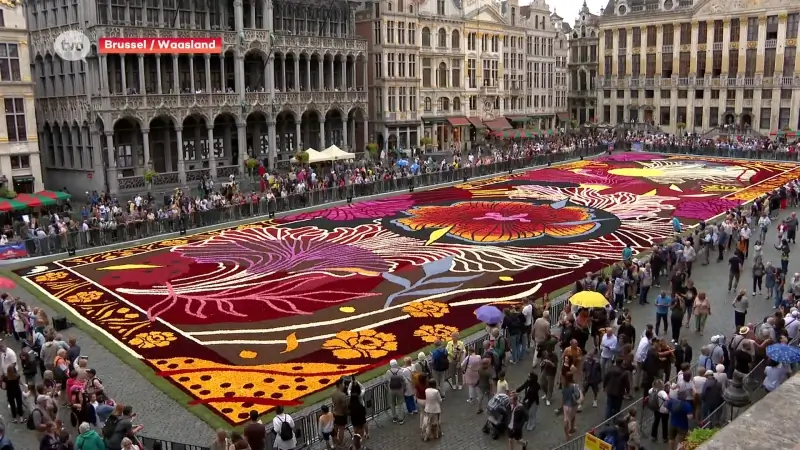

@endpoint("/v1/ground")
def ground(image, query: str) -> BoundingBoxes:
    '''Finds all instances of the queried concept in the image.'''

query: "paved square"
[15,153,799,425]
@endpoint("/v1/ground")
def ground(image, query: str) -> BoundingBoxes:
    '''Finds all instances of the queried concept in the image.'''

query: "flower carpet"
[15,153,800,424]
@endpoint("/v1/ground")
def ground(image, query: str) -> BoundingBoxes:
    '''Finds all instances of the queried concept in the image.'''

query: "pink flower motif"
[281,195,415,222]
[674,198,743,221]
[475,212,531,223]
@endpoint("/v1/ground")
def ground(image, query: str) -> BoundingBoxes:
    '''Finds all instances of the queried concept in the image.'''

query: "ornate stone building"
[567,2,600,125]
[597,0,800,135]
[0,5,43,194]
[28,0,368,195]
[356,0,569,153]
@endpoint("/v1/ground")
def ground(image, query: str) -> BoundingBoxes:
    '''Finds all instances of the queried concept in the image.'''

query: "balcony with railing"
[742,77,755,87]
[644,77,656,87]
[765,39,777,49]
[782,76,795,86]
[678,77,690,86]
[662,44,673,53]
[617,47,627,55]
[712,42,723,51]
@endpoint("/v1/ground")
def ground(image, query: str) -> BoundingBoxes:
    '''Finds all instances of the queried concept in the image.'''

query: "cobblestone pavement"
[340,212,793,450]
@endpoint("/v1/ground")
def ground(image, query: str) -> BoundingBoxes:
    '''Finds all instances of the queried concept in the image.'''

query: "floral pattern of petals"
[401,301,450,318]
[322,329,398,360]
[396,201,596,243]
[128,331,178,349]
[65,290,103,304]
[283,195,416,222]
[34,272,68,283]
[413,324,460,343]
[159,239,189,247]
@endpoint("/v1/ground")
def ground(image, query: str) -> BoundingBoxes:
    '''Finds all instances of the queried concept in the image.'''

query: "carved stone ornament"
[787,39,797,47]
[697,44,707,51]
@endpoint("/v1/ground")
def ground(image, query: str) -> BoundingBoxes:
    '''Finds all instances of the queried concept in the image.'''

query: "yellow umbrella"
[568,291,609,308]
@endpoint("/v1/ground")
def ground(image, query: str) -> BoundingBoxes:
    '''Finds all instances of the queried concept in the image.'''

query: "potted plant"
[420,137,434,150]
[677,122,687,135]
[679,428,719,450]
[294,150,310,166]
[0,186,15,199]
[143,169,157,190]
[366,142,379,158]
[570,119,579,130]
[245,157,259,178]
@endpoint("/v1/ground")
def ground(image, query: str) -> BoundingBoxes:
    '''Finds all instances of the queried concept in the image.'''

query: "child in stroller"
[482,392,511,439]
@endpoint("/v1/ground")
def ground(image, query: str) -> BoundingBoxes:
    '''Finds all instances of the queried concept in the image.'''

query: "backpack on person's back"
[388,368,405,391]
[431,348,449,372]
[102,415,120,440]
[278,415,294,441]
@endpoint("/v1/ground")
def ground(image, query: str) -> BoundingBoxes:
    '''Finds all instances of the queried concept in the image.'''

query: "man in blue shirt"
[622,244,633,262]
[655,291,672,337]
[666,392,694,450]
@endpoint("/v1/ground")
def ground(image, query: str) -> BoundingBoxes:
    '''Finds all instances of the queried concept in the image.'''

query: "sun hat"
[739,326,750,335]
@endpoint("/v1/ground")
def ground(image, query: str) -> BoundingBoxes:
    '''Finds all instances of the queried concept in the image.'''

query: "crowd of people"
[0,292,158,450]
[248,181,800,450]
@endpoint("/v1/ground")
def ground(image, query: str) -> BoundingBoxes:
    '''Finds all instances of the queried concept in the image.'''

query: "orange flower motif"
[128,331,177,349]
[65,290,103,304]
[159,239,189,247]
[402,301,450,318]
[322,329,398,360]
[34,271,68,283]
[414,324,460,343]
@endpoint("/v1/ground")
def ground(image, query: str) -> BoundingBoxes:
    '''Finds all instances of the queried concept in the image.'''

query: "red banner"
[98,37,223,54]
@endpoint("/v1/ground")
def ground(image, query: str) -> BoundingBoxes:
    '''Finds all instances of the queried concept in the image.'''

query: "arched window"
[451,30,460,49]
[438,97,449,111]
[387,2,392,11]
[424,97,432,111]
[438,62,448,87]
[398,0,404,11]
[422,27,431,47]
[453,97,461,111]
[581,26,586,37]
[438,28,447,48]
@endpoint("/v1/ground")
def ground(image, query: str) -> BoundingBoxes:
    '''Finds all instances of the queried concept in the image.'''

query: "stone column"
[267,120,277,169]
[120,56,127,93]
[138,54,146,93]
[281,55,287,90]
[342,57,348,90]
[318,58,324,90]
[99,55,109,95]
[142,128,150,168]
[172,55,179,93]
[363,119,369,150]
[362,58,367,89]
[319,119,326,148]
[306,58,311,91]
[155,56,163,94]
[189,55,196,92]
[221,56,227,91]
[295,121,301,151]
[205,54,212,93]
[236,122,247,168]
[207,125,217,179]
[176,126,186,184]
[105,131,119,194]
[236,54,245,95]
[342,120,348,149]
[294,57,300,91]
[250,1,256,28]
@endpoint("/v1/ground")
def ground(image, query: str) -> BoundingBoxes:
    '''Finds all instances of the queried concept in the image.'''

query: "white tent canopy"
[319,145,356,161]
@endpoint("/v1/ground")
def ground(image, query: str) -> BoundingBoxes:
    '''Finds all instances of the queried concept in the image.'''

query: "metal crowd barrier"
[552,329,800,450]
[13,146,607,260]
[636,144,800,162]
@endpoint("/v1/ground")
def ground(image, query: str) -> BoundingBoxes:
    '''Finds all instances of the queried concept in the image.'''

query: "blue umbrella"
[410,162,420,174]
[396,159,409,168]
[475,305,503,326]
[766,343,800,363]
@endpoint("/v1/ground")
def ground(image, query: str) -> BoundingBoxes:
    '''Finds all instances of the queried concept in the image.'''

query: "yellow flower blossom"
[413,324,460,343]
[322,329,397,360]
[129,331,178,349]
[34,271,68,283]
[402,301,450,318]
[65,290,103,304]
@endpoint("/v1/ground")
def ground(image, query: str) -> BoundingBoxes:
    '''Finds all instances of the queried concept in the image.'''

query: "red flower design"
[98,252,200,289]
[395,201,597,243]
